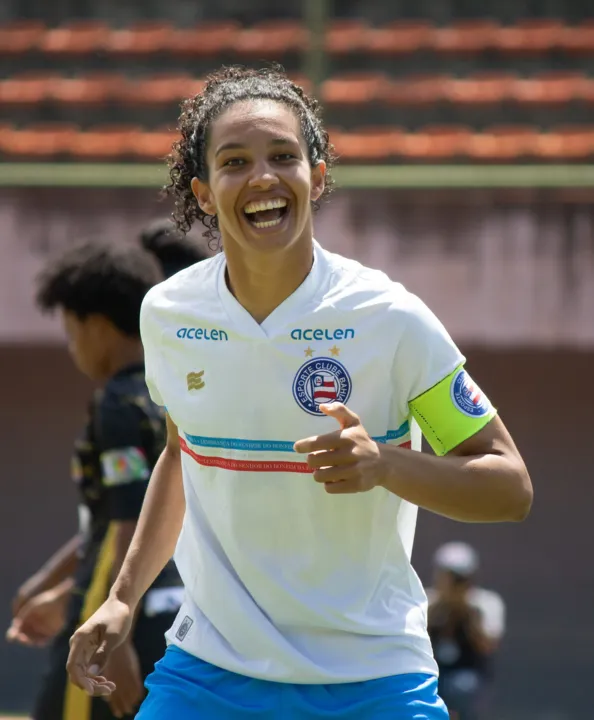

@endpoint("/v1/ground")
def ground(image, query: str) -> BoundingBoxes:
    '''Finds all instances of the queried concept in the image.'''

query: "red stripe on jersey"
[180,438,311,474]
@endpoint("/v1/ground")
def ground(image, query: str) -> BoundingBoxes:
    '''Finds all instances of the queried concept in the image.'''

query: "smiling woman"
[65,65,532,720]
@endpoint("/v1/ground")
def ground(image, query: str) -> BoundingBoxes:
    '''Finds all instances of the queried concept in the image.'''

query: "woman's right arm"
[66,415,185,697]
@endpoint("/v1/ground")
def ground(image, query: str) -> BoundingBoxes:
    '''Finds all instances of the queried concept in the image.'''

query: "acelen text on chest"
[175,327,356,341]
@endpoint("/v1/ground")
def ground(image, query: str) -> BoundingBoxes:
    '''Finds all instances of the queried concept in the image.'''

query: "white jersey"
[140,241,464,683]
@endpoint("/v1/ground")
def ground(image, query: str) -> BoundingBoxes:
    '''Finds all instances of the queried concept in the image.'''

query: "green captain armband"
[409,366,497,456]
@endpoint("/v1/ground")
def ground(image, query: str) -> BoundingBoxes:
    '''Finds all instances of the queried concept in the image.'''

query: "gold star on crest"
[304,346,314,357]
[329,345,340,357]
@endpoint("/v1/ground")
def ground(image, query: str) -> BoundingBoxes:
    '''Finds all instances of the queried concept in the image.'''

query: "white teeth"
[252,217,284,228]
[244,198,288,214]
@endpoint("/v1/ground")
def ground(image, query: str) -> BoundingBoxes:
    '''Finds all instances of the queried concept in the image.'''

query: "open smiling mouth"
[243,198,289,229]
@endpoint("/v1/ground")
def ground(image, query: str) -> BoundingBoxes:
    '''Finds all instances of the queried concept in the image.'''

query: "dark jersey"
[69,362,180,625]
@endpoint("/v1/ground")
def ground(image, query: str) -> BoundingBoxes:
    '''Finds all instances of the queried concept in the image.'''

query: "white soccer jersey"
[140,241,465,683]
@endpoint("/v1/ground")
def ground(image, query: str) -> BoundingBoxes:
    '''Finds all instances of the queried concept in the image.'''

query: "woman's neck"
[224,238,314,325]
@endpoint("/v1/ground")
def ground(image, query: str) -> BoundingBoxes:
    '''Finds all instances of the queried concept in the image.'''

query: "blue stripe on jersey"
[183,421,410,453]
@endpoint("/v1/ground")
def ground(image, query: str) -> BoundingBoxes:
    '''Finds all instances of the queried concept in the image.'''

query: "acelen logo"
[290,328,355,341]
[177,327,229,341]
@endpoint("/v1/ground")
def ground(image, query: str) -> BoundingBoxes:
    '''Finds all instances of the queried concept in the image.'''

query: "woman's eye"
[224,158,246,167]
[274,153,295,161]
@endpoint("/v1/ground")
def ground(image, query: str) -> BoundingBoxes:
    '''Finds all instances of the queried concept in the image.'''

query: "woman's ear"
[191,177,216,216]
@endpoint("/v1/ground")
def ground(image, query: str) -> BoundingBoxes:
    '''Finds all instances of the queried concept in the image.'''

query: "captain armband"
[409,366,497,456]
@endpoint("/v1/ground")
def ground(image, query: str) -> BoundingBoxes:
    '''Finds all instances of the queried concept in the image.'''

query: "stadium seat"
[0,21,45,54]
[68,125,142,158]
[579,76,594,102]
[0,73,56,104]
[131,127,178,159]
[397,126,473,158]
[235,20,308,56]
[366,21,433,55]
[106,22,175,55]
[559,20,594,54]
[2,123,78,157]
[444,73,516,105]
[535,125,594,159]
[120,75,204,105]
[494,19,565,54]
[467,126,539,159]
[331,127,403,160]
[39,21,110,55]
[432,20,500,54]
[322,72,389,105]
[511,72,586,105]
[326,19,370,54]
[386,74,448,106]
[168,21,240,56]
[50,74,127,105]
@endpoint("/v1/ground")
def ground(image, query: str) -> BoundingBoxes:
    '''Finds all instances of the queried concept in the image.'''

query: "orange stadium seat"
[467,125,539,159]
[397,125,473,158]
[0,21,45,54]
[0,73,56,104]
[511,72,586,105]
[322,72,389,105]
[578,76,594,102]
[366,21,433,55]
[2,123,78,156]
[120,74,204,105]
[331,127,403,160]
[68,125,141,158]
[432,20,500,54]
[535,126,594,159]
[50,74,127,104]
[235,20,308,55]
[39,21,110,54]
[386,74,447,106]
[560,20,594,54]
[131,127,178,159]
[326,19,370,54]
[494,19,565,54]
[168,21,240,56]
[444,72,516,105]
[107,22,175,55]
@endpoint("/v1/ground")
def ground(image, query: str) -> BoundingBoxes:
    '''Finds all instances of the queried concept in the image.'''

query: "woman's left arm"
[379,414,532,522]
[295,405,532,524]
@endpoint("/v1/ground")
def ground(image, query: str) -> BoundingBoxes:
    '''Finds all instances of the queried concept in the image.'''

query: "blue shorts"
[136,646,449,719]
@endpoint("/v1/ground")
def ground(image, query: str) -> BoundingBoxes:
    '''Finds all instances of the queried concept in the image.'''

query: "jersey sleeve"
[393,292,496,455]
[139,288,165,406]
[95,393,152,522]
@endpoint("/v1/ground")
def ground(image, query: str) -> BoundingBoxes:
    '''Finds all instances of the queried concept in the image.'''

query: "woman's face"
[61,309,107,381]
[193,99,325,257]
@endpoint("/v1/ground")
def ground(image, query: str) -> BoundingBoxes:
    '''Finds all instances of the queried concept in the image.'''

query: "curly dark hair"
[140,218,209,277]
[166,65,336,235]
[36,241,163,338]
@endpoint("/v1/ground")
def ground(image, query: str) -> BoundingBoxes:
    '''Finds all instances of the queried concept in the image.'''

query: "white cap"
[434,542,479,577]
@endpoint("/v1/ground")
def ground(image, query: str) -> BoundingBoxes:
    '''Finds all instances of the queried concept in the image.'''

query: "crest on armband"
[450,370,491,418]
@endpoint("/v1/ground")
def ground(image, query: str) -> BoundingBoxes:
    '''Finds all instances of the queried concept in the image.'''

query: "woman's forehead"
[210,100,302,149]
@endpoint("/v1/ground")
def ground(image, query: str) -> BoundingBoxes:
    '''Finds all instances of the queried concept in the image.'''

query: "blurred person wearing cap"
[6,222,208,720]
[427,542,505,720]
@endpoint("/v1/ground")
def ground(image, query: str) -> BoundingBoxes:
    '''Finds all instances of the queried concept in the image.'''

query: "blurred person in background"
[427,542,506,720]
[6,223,208,720]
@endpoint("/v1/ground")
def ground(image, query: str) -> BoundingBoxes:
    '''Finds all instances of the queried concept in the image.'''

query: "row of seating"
[3,71,594,106]
[2,123,593,159]
[2,18,594,56]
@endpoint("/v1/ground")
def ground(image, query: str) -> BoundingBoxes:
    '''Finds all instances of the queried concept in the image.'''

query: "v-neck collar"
[217,241,325,340]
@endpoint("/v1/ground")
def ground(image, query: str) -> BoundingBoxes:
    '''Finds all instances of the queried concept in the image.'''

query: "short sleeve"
[393,292,465,408]
[393,293,497,455]
[140,289,164,406]
[95,395,151,522]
